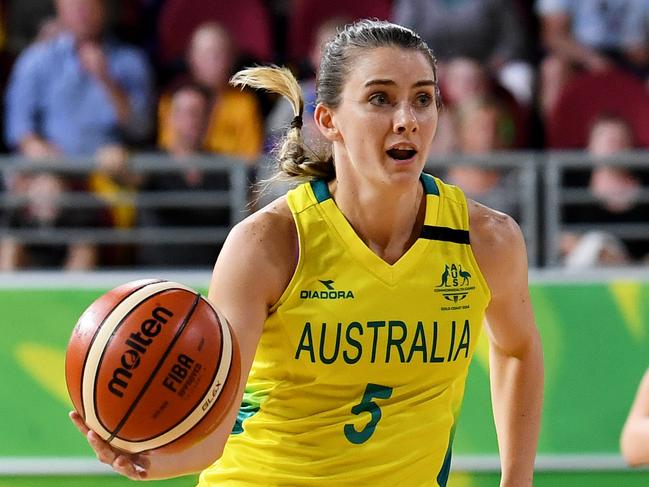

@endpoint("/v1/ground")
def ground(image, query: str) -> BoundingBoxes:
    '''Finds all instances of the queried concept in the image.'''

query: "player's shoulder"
[216,196,296,304]
[468,199,521,240]
[225,195,296,264]
[468,199,526,267]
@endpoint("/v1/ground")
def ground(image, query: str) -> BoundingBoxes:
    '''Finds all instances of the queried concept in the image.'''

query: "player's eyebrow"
[364,79,437,88]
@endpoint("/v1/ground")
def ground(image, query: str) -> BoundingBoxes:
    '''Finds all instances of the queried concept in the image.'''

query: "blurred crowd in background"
[0,0,648,271]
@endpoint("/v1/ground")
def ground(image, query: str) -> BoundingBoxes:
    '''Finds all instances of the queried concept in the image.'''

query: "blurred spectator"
[441,57,491,107]
[157,22,263,161]
[2,0,154,270]
[286,0,391,66]
[88,143,141,266]
[4,0,154,158]
[0,172,102,270]
[0,0,10,154]
[621,368,649,467]
[588,117,643,214]
[431,57,529,154]
[445,96,520,219]
[562,230,630,268]
[393,0,534,106]
[561,115,649,264]
[137,83,232,268]
[156,0,273,70]
[536,0,649,118]
[545,67,649,149]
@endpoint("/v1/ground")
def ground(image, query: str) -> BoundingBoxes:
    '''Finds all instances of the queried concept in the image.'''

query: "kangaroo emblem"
[439,265,450,287]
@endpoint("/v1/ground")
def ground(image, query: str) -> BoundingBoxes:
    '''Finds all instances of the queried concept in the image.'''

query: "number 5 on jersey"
[344,383,393,444]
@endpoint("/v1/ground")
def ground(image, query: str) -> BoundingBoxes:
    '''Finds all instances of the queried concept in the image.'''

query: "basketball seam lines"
[124,302,225,442]
[107,292,202,443]
[92,287,173,435]
[76,279,164,419]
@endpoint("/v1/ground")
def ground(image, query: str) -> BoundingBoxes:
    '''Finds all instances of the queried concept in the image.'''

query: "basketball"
[65,279,240,454]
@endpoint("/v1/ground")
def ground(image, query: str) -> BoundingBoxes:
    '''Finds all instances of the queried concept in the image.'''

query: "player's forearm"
[489,329,544,487]
[621,417,649,466]
[132,424,232,480]
[138,446,212,480]
[139,379,245,480]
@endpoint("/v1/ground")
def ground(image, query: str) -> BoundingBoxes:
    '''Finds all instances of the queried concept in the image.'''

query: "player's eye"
[414,93,433,108]
[369,93,390,106]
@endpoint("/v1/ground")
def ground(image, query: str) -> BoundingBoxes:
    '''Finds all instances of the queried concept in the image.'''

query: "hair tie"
[290,115,303,129]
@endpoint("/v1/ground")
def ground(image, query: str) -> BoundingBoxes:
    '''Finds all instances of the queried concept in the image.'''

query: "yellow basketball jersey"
[199,174,491,487]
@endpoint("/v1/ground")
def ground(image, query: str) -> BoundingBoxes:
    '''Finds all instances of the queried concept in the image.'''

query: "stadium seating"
[547,68,649,149]
[157,0,274,66]
[286,0,392,64]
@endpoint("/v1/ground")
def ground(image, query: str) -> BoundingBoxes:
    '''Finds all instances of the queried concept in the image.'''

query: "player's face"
[320,47,438,185]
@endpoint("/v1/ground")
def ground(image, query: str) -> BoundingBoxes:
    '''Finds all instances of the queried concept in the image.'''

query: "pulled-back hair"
[230,19,439,183]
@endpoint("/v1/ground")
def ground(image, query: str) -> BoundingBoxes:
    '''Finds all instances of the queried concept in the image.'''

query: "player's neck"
[330,177,425,263]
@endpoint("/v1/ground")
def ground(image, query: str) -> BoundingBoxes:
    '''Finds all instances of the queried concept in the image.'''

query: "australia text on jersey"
[294,319,471,365]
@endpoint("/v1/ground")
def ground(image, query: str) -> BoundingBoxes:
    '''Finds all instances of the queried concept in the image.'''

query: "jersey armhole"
[267,200,306,313]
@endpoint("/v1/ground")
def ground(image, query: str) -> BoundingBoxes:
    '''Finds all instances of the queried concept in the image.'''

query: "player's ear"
[314,103,341,142]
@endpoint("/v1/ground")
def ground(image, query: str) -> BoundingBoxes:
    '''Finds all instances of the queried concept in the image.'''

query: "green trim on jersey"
[310,179,331,203]
[421,172,440,195]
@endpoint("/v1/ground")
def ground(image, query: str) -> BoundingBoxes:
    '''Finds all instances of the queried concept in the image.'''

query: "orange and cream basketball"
[65,279,240,454]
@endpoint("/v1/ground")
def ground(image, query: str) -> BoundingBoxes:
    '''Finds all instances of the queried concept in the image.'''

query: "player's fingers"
[69,411,90,435]
[86,430,150,480]
[87,430,118,465]
[113,455,148,480]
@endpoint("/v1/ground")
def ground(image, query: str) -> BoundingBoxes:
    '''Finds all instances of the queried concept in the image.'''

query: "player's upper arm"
[166,199,296,470]
[469,202,537,358]
[621,368,649,466]
[208,199,297,374]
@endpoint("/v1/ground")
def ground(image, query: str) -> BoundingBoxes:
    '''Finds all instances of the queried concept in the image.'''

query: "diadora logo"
[434,263,475,306]
[300,279,355,300]
[319,279,335,290]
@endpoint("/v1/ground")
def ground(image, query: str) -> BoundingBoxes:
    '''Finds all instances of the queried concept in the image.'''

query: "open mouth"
[386,148,417,160]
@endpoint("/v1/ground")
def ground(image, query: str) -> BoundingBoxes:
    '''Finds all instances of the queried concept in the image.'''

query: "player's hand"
[69,411,151,480]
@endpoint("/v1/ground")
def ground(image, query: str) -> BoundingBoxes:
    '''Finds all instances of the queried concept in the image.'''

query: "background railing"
[1,150,648,268]
[543,151,649,266]
[0,154,250,247]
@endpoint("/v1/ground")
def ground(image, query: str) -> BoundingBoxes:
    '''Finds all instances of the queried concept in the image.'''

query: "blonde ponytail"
[230,66,334,181]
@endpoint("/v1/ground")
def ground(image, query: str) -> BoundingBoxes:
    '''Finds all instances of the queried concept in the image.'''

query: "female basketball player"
[71,19,543,486]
